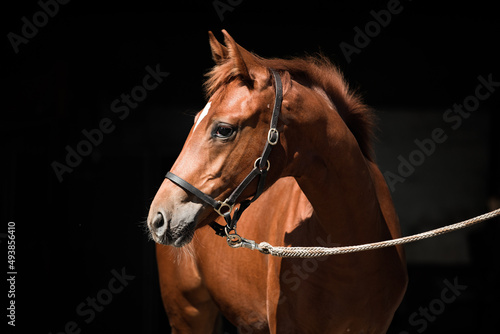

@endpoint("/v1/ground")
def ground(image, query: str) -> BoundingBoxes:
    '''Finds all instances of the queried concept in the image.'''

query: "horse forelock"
[204,61,239,99]
[204,54,375,161]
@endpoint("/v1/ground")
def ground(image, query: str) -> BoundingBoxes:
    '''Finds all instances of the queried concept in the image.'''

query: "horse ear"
[221,29,267,86]
[208,31,228,64]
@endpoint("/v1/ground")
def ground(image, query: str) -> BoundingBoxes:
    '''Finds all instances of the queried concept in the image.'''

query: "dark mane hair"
[204,54,376,161]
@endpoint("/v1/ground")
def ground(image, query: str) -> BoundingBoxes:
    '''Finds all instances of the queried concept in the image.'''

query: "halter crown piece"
[164,69,283,247]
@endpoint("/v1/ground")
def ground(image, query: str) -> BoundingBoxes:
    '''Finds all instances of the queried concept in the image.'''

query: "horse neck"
[283,88,385,246]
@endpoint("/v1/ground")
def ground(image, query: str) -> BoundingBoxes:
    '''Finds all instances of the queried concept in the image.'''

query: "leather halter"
[165,69,283,238]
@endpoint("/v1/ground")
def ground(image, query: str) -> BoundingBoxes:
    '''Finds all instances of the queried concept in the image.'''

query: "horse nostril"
[151,212,167,237]
[153,212,164,230]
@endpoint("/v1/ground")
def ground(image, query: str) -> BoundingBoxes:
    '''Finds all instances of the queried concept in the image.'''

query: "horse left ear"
[208,31,228,65]
[221,30,268,88]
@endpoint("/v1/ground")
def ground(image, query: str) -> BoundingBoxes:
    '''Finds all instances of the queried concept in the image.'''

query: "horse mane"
[204,54,376,161]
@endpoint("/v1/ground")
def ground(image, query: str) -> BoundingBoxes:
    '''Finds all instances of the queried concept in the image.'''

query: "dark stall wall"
[3,1,499,333]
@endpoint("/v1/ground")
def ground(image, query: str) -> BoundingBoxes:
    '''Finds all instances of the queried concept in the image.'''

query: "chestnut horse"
[147,30,407,333]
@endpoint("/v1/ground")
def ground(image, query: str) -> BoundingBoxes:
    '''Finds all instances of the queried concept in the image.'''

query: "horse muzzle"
[147,195,204,247]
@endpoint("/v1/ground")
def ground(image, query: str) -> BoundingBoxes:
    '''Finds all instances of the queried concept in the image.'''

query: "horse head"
[147,30,288,246]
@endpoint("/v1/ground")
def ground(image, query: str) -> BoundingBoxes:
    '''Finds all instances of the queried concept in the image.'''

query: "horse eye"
[214,125,235,138]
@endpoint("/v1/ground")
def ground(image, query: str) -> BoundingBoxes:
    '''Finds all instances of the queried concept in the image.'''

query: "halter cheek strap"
[164,69,283,238]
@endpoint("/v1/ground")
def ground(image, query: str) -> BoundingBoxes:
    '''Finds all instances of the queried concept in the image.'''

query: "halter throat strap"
[164,69,283,235]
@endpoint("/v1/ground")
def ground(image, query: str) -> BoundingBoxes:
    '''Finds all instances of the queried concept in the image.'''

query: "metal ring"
[226,234,242,248]
[267,128,279,145]
[225,226,242,248]
[214,200,234,217]
[254,158,270,171]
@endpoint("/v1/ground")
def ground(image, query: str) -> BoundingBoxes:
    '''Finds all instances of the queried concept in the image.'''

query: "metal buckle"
[214,199,234,217]
[267,128,279,145]
[254,157,270,171]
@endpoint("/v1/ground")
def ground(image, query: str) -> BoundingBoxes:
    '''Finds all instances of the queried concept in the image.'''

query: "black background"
[3,0,499,333]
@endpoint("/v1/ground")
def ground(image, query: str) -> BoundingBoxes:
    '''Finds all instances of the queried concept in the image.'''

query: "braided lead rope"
[256,208,500,258]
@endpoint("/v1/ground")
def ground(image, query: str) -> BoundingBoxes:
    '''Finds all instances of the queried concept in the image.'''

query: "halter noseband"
[164,69,283,241]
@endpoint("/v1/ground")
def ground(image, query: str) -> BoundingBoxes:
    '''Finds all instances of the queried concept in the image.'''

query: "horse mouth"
[153,220,196,247]
[171,222,196,247]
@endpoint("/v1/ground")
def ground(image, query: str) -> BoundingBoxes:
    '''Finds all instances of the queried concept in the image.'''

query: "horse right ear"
[221,30,269,89]
[208,31,228,65]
